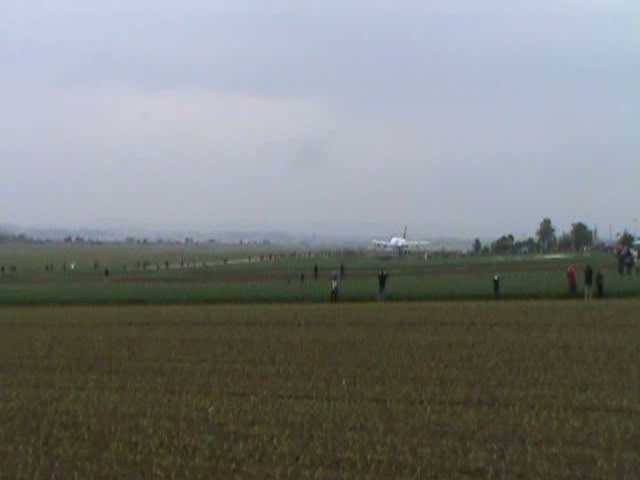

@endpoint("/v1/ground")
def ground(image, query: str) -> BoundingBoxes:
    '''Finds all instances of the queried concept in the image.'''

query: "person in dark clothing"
[492,274,501,298]
[377,270,388,301]
[584,264,593,301]
[340,263,345,280]
[313,264,318,280]
[104,268,110,280]
[625,251,634,275]
[595,269,604,298]
[300,272,305,285]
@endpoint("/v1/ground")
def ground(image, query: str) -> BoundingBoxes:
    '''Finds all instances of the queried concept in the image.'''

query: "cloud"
[1,1,639,236]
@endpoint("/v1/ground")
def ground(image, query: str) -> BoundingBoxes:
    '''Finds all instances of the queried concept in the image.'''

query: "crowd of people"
[324,259,631,302]
[616,246,638,276]
[568,264,606,300]
[5,248,640,303]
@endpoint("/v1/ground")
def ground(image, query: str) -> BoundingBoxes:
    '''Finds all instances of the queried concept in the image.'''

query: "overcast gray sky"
[2,0,639,238]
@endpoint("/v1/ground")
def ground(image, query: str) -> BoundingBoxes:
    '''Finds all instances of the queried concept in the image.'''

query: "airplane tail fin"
[403,225,407,239]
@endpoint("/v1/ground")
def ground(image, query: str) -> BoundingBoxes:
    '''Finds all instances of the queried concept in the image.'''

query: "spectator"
[340,263,345,280]
[330,272,339,302]
[584,264,594,301]
[314,264,318,280]
[624,250,634,275]
[492,274,501,298]
[377,269,388,301]
[567,265,577,295]
[300,272,305,285]
[595,269,604,298]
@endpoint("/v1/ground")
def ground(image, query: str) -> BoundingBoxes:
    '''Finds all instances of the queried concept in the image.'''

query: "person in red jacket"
[567,265,577,295]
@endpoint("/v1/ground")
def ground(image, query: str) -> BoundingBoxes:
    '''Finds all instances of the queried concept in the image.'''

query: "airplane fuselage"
[388,237,408,248]
[372,226,429,253]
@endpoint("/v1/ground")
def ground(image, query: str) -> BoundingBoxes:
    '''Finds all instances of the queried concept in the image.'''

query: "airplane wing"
[372,240,391,247]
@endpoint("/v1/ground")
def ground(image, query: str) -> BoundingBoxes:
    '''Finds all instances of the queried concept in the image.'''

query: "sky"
[2,0,639,239]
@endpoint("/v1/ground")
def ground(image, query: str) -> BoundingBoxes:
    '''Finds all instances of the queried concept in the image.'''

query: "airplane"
[372,226,430,254]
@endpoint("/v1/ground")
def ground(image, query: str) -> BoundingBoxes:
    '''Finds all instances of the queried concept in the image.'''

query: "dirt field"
[1,302,638,478]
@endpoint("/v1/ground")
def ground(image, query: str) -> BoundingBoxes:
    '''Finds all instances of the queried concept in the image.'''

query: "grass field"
[1,244,639,304]
[1,302,638,478]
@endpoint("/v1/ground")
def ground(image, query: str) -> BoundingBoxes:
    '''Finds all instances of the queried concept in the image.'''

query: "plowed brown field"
[1,302,638,478]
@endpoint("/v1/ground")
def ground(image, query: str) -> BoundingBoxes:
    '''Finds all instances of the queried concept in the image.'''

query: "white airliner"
[372,226,430,254]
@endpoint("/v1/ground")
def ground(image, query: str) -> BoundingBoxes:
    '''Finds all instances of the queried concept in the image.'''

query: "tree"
[570,222,593,250]
[473,238,482,255]
[536,218,556,253]
[525,237,537,253]
[619,230,635,248]
[491,234,515,254]
[514,237,537,254]
[557,232,573,251]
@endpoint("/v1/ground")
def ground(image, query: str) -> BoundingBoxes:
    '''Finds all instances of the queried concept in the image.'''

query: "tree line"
[473,218,636,256]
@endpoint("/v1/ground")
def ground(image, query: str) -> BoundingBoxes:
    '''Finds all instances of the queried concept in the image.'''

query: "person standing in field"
[330,272,339,302]
[340,263,345,280]
[567,265,577,295]
[492,274,501,298]
[300,272,305,285]
[595,269,604,298]
[584,264,594,301]
[377,269,388,301]
[625,249,634,275]
[314,264,318,280]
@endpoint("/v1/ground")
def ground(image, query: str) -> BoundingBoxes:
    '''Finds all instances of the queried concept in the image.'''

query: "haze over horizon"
[2,1,639,239]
